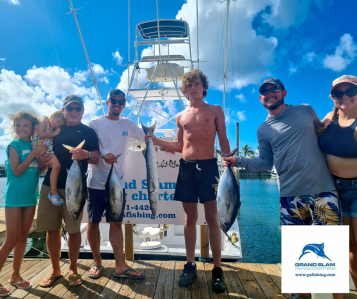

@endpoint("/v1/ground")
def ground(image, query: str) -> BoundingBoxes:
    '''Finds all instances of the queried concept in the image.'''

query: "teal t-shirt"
[4,139,39,207]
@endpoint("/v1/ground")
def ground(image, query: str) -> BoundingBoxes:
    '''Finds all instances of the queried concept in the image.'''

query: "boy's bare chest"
[180,110,215,132]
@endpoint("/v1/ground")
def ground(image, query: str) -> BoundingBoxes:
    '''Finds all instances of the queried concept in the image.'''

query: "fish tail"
[141,121,157,135]
[298,253,306,261]
[62,144,74,151]
[76,140,85,149]
[62,140,85,151]
[216,147,239,158]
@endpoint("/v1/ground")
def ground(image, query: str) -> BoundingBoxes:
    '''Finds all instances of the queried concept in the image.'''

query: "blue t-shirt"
[5,139,39,207]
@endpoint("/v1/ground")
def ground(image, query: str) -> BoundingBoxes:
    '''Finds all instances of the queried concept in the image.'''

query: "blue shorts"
[334,178,357,218]
[87,188,126,223]
[280,190,342,225]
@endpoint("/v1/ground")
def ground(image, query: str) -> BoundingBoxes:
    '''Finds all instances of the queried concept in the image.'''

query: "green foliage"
[241,144,255,158]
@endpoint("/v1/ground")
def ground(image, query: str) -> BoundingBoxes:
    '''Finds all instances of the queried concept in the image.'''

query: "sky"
[0,0,357,163]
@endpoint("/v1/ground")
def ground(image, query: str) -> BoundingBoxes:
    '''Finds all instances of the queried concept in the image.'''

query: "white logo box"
[281,226,349,293]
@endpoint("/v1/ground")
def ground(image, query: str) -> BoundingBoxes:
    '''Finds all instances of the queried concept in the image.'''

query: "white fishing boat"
[60,0,242,261]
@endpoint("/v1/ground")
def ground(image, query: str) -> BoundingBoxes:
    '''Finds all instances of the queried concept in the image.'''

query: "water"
[0,176,281,263]
[238,177,281,263]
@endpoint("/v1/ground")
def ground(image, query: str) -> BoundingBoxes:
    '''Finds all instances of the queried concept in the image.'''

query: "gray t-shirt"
[235,104,335,197]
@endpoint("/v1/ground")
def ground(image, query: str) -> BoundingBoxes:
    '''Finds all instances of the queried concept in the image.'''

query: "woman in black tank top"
[318,75,357,291]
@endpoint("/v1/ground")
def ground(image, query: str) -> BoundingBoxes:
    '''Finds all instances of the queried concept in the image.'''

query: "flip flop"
[112,268,145,280]
[88,265,104,279]
[0,287,11,297]
[39,274,63,288]
[68,274,82,287]
[9,280,32,290]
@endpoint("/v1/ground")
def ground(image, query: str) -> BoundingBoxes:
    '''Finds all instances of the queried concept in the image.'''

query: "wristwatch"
[87,151,92,160]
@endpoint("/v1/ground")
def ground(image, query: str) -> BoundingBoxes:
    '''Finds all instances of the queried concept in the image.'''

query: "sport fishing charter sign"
[124,151,206,224]
[82,151,207,224]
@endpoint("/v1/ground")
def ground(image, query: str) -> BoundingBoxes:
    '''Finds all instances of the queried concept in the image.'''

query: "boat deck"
[2,258,357,298]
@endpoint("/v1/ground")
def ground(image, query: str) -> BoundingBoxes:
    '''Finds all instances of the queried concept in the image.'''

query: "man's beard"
[262,96,285,110]
[111,109,121,116]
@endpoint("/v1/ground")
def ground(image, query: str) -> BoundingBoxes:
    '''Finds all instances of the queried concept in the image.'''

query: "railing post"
[200,225,209,259]
[125,224,134,261]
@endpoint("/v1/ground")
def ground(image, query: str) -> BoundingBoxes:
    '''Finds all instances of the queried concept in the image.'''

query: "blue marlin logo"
[298,243,331,261]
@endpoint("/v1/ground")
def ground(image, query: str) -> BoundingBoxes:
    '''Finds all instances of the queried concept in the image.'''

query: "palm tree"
[241,144,255,158]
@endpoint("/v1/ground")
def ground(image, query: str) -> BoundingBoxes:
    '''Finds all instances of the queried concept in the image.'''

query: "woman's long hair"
[317,105,357,141]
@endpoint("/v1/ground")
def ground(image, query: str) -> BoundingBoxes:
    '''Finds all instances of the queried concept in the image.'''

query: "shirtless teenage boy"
[145,69,230,293]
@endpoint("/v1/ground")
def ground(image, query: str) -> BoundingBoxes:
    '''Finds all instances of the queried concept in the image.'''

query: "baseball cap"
[63,95,84,108]
[107,89,126,101]
[259,78,285,93]
[330,75,357,93]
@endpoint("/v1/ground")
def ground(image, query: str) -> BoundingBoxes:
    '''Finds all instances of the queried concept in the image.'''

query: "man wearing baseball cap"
[86,89,146,280]
[223,78,343,299]
[36,95,100,287]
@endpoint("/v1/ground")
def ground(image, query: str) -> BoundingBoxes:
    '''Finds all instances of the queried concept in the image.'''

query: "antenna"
[66,0,105,115]
[196,0,199,69]
[222,0,230,112]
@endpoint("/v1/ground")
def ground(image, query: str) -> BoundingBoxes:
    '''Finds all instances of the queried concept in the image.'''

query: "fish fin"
[152,181,156,191]
[216,147,239,158]
[141,121,157,135]
[115,154,121,159]
[76,140,85,149]
[101,182,106,186]
[120,175,123,180]
[216,149,226,157]
[142,148,147,157]
[63,144,74,151]
[215,176,220,183]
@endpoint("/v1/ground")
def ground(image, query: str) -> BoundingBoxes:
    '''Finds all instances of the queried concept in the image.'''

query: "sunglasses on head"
[109,99,126,105]
[260,86,281,95]
[65,106,82,112]
[331,87,357,99]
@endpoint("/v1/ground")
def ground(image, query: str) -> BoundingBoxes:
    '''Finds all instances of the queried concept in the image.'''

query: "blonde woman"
[318,75,357,293]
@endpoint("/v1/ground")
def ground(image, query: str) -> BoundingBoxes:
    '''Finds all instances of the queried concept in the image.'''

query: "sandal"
[48,192,64,206]
[88,265,104,279]
[68,274,82,287]
[112,268,145,280]
[39,274,63,288]
[9,280,31,290]
[0,286,11,297]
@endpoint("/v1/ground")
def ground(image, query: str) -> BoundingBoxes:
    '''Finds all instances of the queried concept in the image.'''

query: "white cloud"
[235,93,246,103]
[288,61,297,74]
[0,58,5,61]
[116,0,324,96]
[323,34,357,72]
[0,65,107,148]
[5,0,20,5]
[303,52,316,63]
[237,111,247,122]
[112,50,123,65]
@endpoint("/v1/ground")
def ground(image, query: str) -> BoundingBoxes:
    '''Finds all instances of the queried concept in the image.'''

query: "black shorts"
[174,158,219,204]
[87,188,126,223]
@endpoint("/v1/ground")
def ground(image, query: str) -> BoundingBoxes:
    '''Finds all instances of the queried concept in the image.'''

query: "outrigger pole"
[222,0,230,112]
[66,0,105,115]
